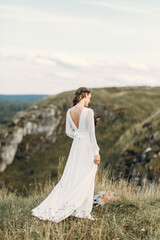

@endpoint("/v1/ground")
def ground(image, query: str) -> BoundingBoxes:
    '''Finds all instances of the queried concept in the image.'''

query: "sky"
[0,0,160,95]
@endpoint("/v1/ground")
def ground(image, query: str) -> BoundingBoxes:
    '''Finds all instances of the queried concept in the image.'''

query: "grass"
[0,158,160,240]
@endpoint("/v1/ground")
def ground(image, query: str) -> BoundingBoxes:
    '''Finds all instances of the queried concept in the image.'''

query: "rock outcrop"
[115,111,160,187]
[0,103,62,172]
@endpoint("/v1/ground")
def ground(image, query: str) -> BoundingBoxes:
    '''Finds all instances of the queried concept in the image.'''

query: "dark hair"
[72,87,91,106]
[72,87,99,127]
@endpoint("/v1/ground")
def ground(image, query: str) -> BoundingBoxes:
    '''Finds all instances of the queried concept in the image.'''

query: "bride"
[31,87,101,223]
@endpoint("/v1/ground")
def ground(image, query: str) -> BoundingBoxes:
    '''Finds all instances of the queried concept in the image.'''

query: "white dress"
[31,106,100,223]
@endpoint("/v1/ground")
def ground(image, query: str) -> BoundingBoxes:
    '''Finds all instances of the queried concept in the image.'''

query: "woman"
[31,87,101,223]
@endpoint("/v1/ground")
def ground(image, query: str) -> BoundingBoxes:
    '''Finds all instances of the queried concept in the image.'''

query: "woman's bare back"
[69,106,85,129]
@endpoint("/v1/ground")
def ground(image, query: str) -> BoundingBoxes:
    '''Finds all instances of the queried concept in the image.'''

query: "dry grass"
[0,158,160,240]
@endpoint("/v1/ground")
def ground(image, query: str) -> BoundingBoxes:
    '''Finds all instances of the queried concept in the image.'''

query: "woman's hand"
[93,155,100,165]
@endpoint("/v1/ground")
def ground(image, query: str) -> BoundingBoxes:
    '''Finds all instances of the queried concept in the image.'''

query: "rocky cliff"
[115,108,160,187]
[0,101,62,172]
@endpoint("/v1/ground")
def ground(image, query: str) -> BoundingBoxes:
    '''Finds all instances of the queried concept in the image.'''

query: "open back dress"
[31,106,100,223]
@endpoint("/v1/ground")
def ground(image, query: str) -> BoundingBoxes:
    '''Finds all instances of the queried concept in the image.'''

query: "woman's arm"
[86,109,100,157]
[65,110,75,139]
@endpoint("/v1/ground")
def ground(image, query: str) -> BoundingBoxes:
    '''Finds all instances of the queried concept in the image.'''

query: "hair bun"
[73,87,91,106]
[75,91,81,96]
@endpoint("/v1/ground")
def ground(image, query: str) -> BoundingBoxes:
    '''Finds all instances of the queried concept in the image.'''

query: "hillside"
[115,108,160,186]
[0,86,160,193]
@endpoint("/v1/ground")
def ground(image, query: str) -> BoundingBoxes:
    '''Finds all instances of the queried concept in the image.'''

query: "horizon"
[0,85,159,96]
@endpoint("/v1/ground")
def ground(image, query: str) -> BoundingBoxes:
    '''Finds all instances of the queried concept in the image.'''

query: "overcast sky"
[0,0,160,94]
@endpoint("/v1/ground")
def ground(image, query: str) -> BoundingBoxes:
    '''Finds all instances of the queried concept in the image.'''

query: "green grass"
[0,160,160,240]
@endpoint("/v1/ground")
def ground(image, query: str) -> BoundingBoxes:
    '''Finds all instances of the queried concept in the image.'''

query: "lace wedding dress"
[31,106,100,223]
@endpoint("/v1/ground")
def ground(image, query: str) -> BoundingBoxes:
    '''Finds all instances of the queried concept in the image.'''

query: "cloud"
[0,52,93,68]
[0,3,98,24]
[85,0,160,18]
[0,3,142,37]
[1,51,158,73]
[0,51,160,95]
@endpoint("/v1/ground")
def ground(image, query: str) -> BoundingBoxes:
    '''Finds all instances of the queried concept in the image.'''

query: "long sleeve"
[65,110,74,139]
[86,109,100,156]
